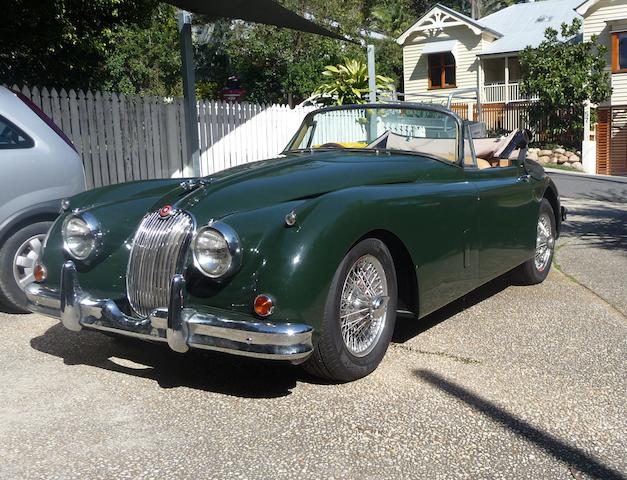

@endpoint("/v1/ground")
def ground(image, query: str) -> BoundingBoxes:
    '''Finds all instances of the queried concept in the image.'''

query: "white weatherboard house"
[577,0,627,176]
[397,0,581,105]
[398,0,627,176]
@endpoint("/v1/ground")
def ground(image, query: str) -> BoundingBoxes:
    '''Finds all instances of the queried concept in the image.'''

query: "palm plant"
[314,59,395,105]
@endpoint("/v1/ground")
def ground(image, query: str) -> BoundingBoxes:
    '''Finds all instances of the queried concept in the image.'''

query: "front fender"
[196,185,421,331]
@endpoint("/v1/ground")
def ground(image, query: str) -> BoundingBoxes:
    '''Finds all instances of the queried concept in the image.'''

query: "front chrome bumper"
[25,261,313,362]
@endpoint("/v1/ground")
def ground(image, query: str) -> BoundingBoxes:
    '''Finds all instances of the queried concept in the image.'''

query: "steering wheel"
[319,142,345,149]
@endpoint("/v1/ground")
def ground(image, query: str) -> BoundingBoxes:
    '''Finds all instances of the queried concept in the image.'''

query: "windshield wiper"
[284,147,390,155]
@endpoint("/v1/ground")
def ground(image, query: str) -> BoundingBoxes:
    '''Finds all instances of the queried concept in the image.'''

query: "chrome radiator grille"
[126,210,194,318]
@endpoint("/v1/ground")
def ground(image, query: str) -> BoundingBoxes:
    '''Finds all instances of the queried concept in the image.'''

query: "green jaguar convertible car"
[26,103,564,382]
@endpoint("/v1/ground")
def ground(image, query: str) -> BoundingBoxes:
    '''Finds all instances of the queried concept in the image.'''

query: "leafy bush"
[314,59,395,105]
[520,18,611,137]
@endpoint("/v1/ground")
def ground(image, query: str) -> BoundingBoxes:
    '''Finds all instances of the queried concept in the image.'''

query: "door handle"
[517,174,531,183]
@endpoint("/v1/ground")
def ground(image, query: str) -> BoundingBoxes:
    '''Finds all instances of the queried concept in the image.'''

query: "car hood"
[68,151,452,231]
[160,151,447,219]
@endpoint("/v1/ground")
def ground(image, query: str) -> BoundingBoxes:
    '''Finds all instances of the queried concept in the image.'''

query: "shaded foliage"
[1,0,525,101]
[0,0,162,90]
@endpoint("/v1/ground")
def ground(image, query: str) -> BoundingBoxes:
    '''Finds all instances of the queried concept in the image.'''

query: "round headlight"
[63,215,98,260]
[192,223,241,279]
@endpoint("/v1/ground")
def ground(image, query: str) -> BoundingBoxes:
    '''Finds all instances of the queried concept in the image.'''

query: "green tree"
[102,4,181,96]
[314,58,395,105]
[519,18,611,136]
[0,0,162,90]
[199,0,367,105]
[369,0,419,37]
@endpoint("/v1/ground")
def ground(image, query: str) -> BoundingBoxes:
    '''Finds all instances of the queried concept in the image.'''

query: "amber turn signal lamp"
[254,294,274,317]
[34,263,47,283]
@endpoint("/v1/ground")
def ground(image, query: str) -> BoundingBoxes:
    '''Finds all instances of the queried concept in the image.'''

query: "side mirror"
[523,157,547,181]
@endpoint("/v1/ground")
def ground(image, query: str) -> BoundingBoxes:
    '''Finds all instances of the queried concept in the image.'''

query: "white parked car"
[0,86,85,311]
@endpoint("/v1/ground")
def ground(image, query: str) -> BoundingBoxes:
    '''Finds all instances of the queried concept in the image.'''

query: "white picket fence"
[7,85,313,189]
[197,100,314,174]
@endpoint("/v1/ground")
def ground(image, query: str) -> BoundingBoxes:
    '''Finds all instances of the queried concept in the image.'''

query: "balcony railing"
[482,82,538,104]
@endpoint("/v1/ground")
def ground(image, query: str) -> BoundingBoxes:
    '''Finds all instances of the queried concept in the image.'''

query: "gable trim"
[396,4,502,45]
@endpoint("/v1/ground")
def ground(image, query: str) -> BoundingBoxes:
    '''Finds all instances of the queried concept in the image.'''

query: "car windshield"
[285,106,459,163]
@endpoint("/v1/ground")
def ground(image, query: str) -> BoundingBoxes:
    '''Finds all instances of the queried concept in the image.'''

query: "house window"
[428,52,456,89]
[612,31,627,73]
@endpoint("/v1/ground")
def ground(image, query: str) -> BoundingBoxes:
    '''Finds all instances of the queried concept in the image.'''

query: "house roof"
[398,0,582,56]
[396,4,501,45]
[575,0,601,15]
[479,0,582,56]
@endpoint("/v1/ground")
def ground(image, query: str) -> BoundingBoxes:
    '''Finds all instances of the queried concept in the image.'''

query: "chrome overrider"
[25,261,313,362]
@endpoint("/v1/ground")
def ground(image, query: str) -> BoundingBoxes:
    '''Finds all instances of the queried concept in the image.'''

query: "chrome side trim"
[25,262,313,362]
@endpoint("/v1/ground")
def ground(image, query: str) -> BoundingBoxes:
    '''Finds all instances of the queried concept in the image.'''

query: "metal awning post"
[177,10,200,177]
[367,44,378,142]
[367,44,376,103]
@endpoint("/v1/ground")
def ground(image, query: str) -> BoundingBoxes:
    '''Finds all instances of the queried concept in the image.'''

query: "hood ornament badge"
[180,178,209,192]
[159,205,174,218]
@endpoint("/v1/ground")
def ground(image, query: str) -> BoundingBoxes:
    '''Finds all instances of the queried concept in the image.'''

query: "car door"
[463,135,538,283]
[407,124,480,318]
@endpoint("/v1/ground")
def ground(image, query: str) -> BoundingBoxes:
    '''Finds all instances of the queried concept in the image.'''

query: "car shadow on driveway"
[393,274,512,344]
[29,274,513,399]
[415,369,625,480]
[30,324,304,398]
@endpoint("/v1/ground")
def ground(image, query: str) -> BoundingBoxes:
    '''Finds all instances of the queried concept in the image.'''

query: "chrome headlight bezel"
[62,212,103,262]
[192,222,242,279]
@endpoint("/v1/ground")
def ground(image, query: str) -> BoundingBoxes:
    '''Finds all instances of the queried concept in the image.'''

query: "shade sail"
[167,0,355,43]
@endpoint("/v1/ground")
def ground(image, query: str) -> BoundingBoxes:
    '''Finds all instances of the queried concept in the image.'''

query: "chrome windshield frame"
[283,103,464,165]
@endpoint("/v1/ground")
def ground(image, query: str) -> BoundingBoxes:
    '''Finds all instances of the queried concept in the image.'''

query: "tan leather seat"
[477,158,491,169]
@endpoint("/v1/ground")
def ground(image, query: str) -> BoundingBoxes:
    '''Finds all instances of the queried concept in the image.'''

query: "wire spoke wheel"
[12,234,45,291]
[339,254,389,357]
[534,212,554,272]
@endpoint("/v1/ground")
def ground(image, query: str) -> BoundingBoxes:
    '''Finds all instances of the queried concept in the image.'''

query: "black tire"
[0,221,53,313]
[303,238,398,382]
[511,199,555,285]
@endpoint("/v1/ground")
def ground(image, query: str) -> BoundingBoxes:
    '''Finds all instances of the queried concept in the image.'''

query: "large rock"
[572,161,583,171]
[557,155,569,164]
[564,151,574,158]
[528,147,540,154]
[539,149,553,157]
[527,152,539,161]
[554,147,566,154]
[551,157,559,164]
[538,155,550,164]
[569,154,580,163]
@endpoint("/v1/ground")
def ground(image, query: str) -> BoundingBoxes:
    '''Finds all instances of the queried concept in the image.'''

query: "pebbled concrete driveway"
[0,201,625,480]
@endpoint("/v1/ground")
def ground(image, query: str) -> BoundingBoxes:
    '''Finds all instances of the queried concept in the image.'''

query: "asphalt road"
[1,201,626,479]
[547,170,627,203]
